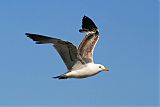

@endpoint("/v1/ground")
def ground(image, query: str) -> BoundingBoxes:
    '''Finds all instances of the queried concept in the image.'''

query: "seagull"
[26,16,109,79]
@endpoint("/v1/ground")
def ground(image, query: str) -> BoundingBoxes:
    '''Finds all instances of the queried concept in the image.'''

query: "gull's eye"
[99,66,101,68]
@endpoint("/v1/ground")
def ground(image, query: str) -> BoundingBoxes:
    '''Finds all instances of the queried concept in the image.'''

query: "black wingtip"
[79,16,98,33]
[25,33,30,37]
[26,33,35,40]
[25,32,29,35]
[26,33,42,44]
[83,15,90,19]
[26,33,35,38]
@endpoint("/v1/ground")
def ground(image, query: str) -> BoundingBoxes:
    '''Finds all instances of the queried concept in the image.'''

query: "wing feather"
[26,33,85,70]
[78,16,99,63]
[78,32,99,63]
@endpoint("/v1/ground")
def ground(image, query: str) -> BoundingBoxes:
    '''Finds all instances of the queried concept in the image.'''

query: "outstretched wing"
[78,16,99,63]
[26,33,85,71]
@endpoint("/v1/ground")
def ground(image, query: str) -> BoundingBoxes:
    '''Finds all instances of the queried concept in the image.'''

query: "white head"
[96,64,109,72]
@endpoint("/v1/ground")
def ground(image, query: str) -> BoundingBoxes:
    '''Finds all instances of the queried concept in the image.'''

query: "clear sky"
[0,0,158,107]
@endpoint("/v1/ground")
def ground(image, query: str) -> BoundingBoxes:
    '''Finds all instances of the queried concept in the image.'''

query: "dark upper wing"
[26,33,85,70]
[78,16,99,63]
[79,16,98,33]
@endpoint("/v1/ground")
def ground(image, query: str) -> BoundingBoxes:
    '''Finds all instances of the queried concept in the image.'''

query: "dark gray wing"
[78,16,99,63]
[26,33,85,71]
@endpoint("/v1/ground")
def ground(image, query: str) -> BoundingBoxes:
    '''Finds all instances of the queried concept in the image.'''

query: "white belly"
[66,64,100,78]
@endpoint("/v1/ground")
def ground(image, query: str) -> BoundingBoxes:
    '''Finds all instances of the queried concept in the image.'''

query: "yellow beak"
[102,68,109,71]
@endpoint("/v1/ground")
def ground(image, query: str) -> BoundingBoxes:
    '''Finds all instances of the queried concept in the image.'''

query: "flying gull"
[26,16,109,79]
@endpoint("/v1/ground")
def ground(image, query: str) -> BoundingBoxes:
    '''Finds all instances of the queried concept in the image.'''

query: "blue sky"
[0,0,158,107]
